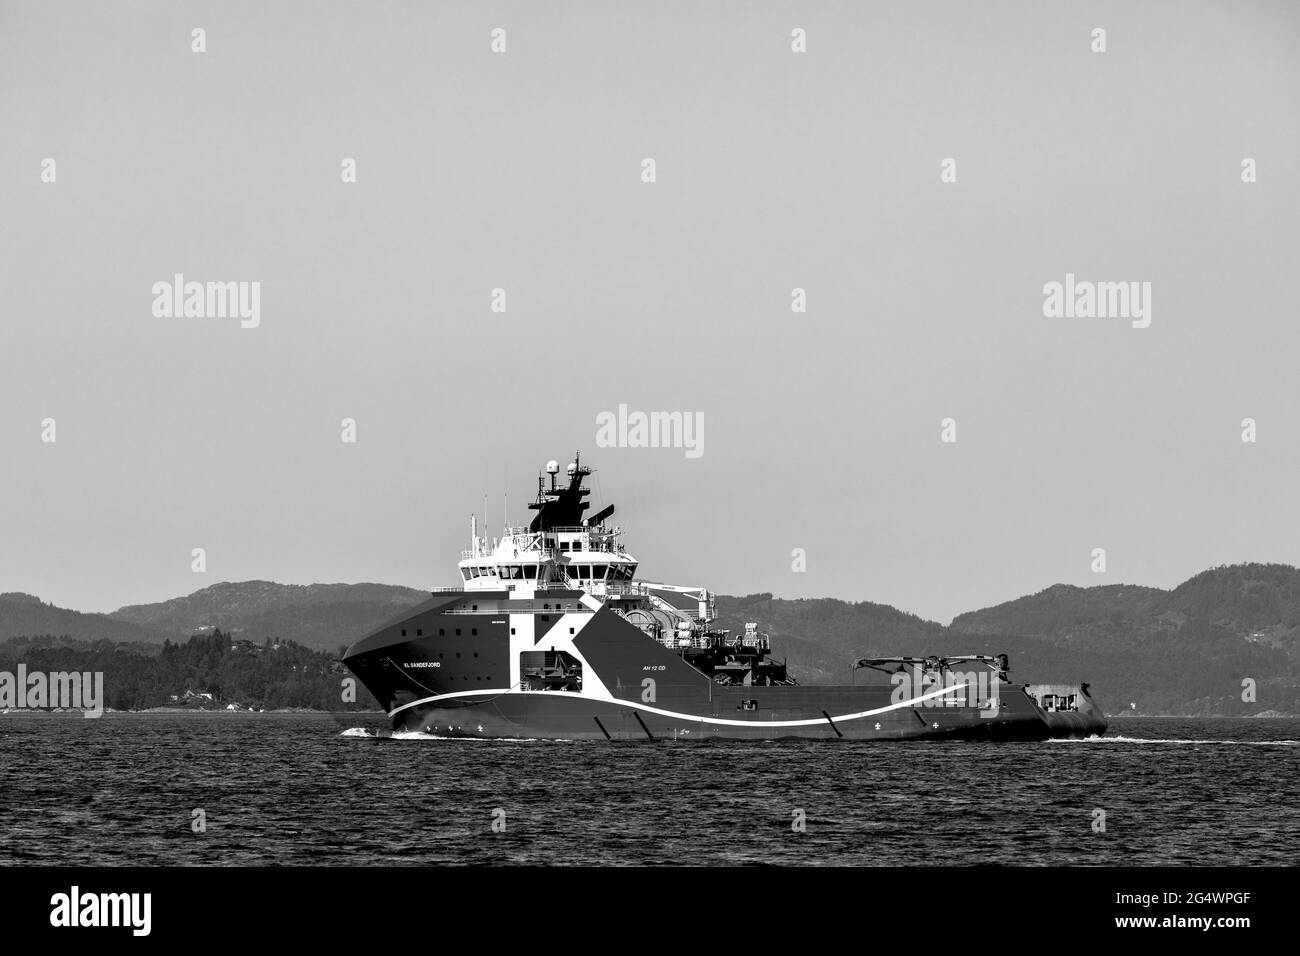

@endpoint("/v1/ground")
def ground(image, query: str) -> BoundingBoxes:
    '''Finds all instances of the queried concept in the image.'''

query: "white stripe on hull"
[389,681,987,728]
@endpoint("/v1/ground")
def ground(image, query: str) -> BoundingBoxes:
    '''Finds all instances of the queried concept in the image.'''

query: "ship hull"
[1024,683,1109,738]
[342,590,1055,742]
[396,688,1051,741]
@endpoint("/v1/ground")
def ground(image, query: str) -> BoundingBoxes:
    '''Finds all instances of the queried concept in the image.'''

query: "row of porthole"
[401,609,576,640]
[401,627,479,637]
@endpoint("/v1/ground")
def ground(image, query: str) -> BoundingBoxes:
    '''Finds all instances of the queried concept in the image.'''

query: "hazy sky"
[3,1,1299,623]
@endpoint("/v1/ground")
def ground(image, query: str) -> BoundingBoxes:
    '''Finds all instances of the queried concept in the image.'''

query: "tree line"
[0,630,381,711]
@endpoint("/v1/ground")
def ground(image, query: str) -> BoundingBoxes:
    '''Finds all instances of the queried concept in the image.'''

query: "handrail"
[460,550,558,561]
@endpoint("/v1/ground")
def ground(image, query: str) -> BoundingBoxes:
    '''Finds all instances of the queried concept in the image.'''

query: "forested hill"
[939,564,1300,715]
[1,582,429,652]
[717,564,1300,716]
[0,592,165,644]
[110,581,429,650]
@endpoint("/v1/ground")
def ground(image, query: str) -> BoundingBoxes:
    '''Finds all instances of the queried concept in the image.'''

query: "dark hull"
[1025,683,1109,738]
[1041,712,1106,738]
[398,688,1052,741]
[342,590,1056,742]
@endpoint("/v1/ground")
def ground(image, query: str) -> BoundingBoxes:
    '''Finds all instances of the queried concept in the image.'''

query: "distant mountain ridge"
[948,563,1300,714]
[3,564,1299,715]
[952,564,1300,648]
[0,592,166,645]
[108,581,429,655]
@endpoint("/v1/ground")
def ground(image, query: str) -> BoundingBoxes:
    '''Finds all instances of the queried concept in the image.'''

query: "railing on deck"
[460,549,558,561]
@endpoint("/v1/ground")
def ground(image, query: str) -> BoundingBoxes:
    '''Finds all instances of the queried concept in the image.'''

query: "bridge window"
[523,565,537,579]
[592,564,607,580]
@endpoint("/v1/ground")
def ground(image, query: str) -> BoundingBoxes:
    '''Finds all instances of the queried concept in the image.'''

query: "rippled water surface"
[1,714,1296,865]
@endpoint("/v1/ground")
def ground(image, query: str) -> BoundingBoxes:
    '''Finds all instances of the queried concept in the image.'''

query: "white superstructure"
[453,456,739,652]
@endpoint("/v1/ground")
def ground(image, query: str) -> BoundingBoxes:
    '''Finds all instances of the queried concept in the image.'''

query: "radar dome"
[546,460,559,474]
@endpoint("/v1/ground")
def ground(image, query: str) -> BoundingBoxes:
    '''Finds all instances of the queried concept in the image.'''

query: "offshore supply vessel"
[343,455,1103,741]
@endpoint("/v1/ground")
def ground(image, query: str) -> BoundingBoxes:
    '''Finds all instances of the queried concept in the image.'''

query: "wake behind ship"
[343,456,1100,741]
